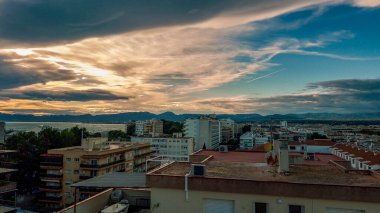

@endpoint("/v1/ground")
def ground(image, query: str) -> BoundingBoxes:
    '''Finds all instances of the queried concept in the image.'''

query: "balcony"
[40,173,63,178]
[79,175,93,180]
[134,151,155,158]
[39,195,63,202]
[40,184,62,191]
[0,181,17,193]
[40,161,63,167]
[80,159,125,169]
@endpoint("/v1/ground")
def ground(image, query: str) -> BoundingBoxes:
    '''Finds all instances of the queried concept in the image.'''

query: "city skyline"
[0,0,380,115]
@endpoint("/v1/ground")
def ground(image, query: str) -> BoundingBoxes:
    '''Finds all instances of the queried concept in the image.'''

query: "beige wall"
[58,189,113,213]
[150,188,380,213]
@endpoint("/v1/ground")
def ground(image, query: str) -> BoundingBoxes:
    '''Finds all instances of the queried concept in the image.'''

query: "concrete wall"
[58,188,112,213]
[150,188,380,213]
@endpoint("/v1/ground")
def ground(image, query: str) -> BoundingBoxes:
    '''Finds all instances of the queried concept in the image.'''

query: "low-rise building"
[140,135,194,161]
[146,149,380,213]
[331,144,380,170]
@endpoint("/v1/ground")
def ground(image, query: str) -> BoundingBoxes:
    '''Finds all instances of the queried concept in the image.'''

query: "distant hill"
[1,112,380,123]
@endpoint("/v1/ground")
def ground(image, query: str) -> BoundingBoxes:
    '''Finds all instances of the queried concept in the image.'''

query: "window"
[203,199,234,213]
[289,205,305,213]
[254,202,268,213]
[289,146,296,150]
[66,169,71,174]
[66,157,71,162]
[74,170,79,174]
[74,158,80,162]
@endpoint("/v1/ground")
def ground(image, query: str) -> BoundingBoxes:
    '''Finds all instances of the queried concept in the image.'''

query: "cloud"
[0,0,335,45]
[308,78,380,91]
[0,89,129,101]
[190,78,380,114]
[352,0,380,7]
[0,54,77,89]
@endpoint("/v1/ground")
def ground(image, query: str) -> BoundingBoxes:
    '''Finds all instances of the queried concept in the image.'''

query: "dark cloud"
[0,55,77,89]
[197,78,380,113]
[308,78,380,91]
[0,0,314,44]
[0,89,129,101]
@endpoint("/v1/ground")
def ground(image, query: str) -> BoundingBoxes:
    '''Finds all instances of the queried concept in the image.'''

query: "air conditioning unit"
[191,164,205,176]
[219,145,228,153]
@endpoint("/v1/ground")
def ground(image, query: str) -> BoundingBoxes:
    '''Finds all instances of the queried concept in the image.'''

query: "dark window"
[255,202,267,213]
[289,146,296,150]
[289,205,304,213]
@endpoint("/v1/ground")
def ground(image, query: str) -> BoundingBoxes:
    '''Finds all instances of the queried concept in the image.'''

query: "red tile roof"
[333,144,380,166]
[288,139,334,146]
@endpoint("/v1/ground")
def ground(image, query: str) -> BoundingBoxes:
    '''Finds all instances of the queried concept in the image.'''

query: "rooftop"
[71,172,146,188]
[332,144,380,165]
[151,150,380,187]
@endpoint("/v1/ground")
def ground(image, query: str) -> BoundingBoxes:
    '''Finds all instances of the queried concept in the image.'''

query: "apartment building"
[135,119,163,137]
[146,149,380,213]
[140,134,195,161]
[185,117,221,150]
[0,122,5,144]
[240,132,272,149]
[39,138,152,211]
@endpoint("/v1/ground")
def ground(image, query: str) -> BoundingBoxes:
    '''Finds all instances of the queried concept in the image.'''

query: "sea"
[4,122,126,133]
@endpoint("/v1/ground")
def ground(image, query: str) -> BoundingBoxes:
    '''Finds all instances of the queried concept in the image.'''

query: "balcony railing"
[80,159,125,169]
[40,185,62,190]
[39,196,62,201]
[0,181,17,192]
[40,162,63,167]
[40,173,63,178]
[134,151,155,158]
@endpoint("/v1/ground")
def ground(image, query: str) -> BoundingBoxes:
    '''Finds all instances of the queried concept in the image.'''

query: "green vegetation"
[5,126,92,194]
[242,125,251,134]
[163,120,183,134]
[108,130,128,141]
[307,132,328,140]
[126,123,136,136]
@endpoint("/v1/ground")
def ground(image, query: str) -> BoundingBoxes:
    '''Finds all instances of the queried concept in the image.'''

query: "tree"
[242,125,251,134]
[308,132,328,140]
[108,130,127,141]
[5,132,40,193]
[163,120,184,134]
[126,123,136,136]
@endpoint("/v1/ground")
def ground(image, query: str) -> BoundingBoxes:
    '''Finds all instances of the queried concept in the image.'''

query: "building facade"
[39,138,152,211]
[184,117,221,150]
[142,135,194,161]
[0,122,5,144]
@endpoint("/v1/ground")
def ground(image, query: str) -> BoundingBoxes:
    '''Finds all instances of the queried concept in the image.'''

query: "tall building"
[0,122,5,144]
[39,138,152,211]
[135,119,163,137]
[220,119,235,143]
[184,117,221,150]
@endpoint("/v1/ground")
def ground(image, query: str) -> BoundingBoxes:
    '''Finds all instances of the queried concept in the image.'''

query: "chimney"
[277,140,289,174]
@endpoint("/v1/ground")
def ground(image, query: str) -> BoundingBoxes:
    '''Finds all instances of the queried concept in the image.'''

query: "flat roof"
[151,151,380,187]
[71,172,146,188]
[0,150,18,154]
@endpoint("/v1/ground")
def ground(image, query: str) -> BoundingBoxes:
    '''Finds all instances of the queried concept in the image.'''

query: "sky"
[0,0,379,115]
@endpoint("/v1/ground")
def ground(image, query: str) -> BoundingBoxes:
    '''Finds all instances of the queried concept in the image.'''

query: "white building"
[331,144,380,171]
[0,122,5,144]
[239,132,254,149]
[288,139,334,154]
[280,121,288,128]
[142,135,194,161]
[184,117,221,150]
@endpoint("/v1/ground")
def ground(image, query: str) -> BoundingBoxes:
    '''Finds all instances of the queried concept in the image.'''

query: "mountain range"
[1,112,380,123]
